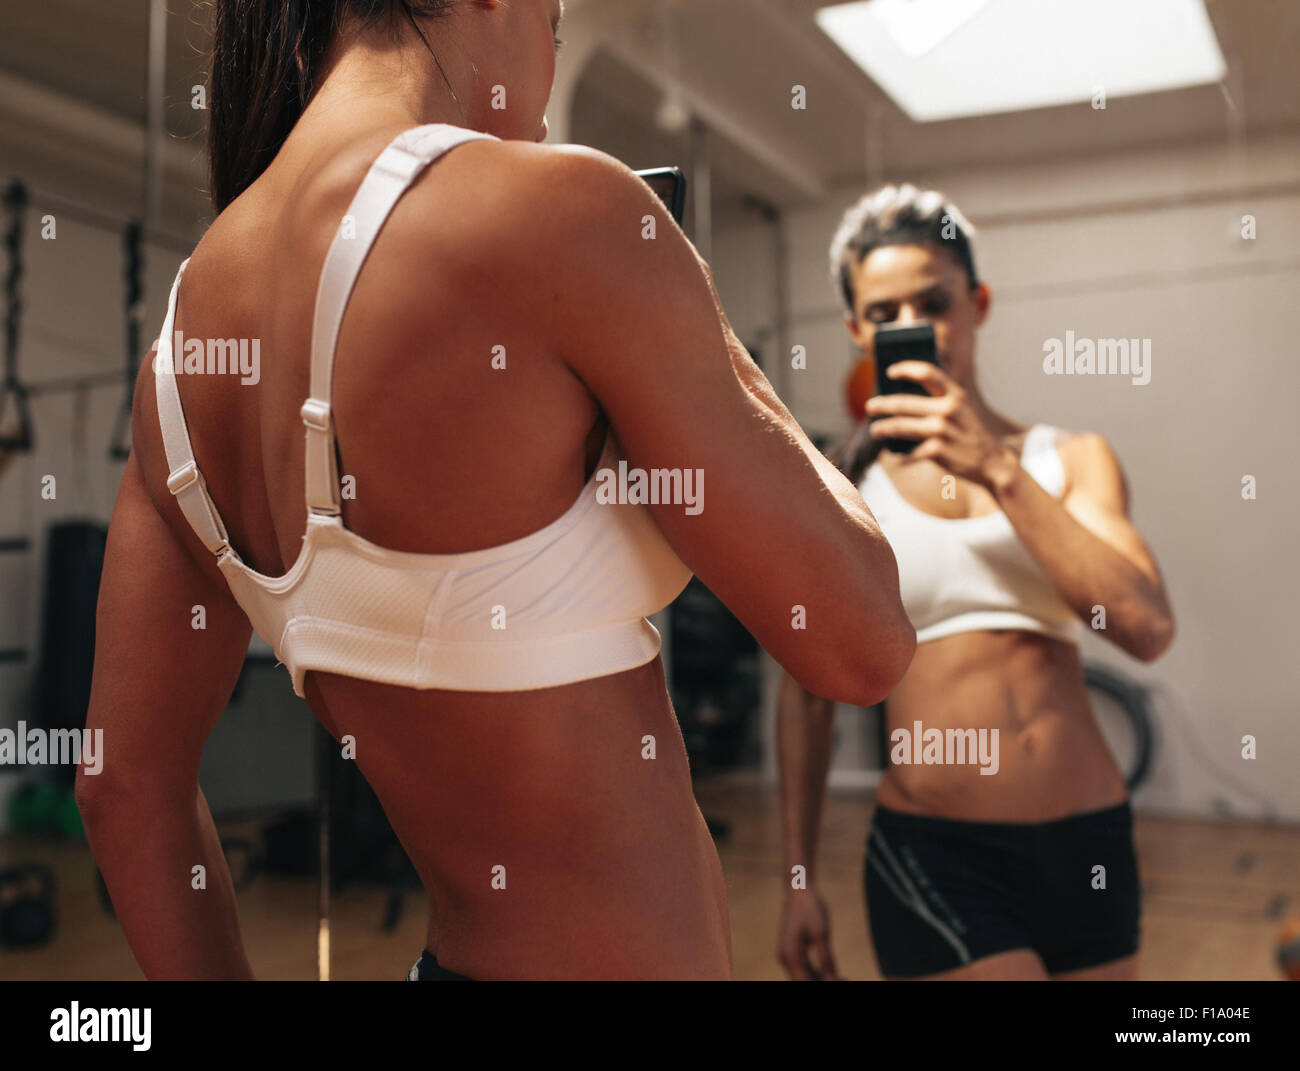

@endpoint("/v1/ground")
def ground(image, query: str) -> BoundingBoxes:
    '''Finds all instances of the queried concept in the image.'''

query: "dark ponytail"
[206,0,456,213]
[825,419,882,487]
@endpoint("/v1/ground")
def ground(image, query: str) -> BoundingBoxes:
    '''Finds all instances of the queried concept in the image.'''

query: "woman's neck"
[304,20,477,135]
[954,378,1021,439]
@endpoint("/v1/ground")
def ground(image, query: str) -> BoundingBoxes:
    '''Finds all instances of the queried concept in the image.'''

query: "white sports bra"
[153,123,693,698]
[858,424,1085,646]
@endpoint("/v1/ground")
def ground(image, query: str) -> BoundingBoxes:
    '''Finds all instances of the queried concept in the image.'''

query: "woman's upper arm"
[498,146,913,701]
[78,445,252,806]
[1059,430,1169,591]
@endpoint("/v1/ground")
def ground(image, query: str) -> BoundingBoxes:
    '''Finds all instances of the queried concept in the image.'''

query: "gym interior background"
[0,0,1297,980]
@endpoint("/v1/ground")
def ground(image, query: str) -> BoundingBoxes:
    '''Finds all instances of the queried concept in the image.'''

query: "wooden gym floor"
[1,776,1295,981]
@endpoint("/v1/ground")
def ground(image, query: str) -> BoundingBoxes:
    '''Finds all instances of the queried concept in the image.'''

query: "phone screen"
[634,168,687,225]
[872,323,938,454]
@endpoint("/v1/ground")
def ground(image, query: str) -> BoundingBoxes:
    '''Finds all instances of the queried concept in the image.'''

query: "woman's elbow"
[75,769,187,829]
[74,769,133,833]
[864,614,917,704]
[1130,611,1175,663]
[824,613,916,708]
[74,765,108,823]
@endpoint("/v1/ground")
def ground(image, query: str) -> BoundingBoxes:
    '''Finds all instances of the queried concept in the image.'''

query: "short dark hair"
[828,184,979,320]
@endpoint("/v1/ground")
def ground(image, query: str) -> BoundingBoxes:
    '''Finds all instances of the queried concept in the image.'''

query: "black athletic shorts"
[864,801,1140,976]
[405,949,474,981]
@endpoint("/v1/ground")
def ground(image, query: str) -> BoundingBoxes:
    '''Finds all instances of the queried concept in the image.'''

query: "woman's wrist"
[981,442,1022,497]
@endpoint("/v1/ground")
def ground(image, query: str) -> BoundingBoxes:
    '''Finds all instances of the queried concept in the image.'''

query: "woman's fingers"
[811,935,841,981]
[868,415,947,442]
[884,359,954,396]
[864,392,947,417]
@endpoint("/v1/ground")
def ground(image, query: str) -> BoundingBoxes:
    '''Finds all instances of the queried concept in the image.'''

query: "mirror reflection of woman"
[778,186,1175,981]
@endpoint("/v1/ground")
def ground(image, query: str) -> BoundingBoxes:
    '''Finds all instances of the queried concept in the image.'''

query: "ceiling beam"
[743,0,889,114]
[0,69,207,235]
[601,31,826,200]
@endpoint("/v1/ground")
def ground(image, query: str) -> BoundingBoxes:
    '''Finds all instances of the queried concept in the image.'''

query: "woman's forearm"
[82,784,254,980]
[777,673,837,885]
[988,455,1172,658]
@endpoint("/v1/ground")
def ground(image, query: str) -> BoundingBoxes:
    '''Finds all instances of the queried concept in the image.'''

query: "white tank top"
[858,424,1084,646]
[153,124,693,698]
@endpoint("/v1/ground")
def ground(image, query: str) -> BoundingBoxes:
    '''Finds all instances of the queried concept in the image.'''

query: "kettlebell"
[7,783,60,834]
[0,862,55,947]
[6,783,83,838]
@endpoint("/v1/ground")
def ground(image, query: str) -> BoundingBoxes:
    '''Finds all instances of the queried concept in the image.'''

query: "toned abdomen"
[876,631,1129,822]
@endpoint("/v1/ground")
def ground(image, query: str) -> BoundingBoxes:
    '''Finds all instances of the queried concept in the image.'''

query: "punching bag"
[34,521,108,788]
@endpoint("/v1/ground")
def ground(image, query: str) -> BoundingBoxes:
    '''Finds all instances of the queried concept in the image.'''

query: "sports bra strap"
[154,257,234,558]
[1020,424,1065,498]
[302,123,499,516]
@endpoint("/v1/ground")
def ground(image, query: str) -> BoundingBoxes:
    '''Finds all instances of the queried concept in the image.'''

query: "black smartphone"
[873,322,939,455]
[635,167,687,225]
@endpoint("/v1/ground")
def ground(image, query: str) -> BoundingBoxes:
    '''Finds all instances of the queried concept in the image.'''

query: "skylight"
[815,0,1227,122]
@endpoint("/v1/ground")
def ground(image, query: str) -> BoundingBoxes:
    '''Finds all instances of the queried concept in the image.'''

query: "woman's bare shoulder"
[402,136,652,251]
[1049,427,1130,503]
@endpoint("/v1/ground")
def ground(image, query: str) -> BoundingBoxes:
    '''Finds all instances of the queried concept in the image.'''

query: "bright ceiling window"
[815,0,1227,122]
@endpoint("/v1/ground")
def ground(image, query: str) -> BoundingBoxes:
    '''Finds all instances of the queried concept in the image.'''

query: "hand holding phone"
[872,323,939,454]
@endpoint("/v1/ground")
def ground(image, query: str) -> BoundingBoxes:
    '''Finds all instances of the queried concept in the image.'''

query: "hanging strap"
[302,123,498,516]
[109,220,146,460]
[1,181,33,452]
[153,257,235,557]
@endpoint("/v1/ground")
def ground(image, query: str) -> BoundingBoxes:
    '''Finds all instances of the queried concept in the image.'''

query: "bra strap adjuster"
[300,398,331,431]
